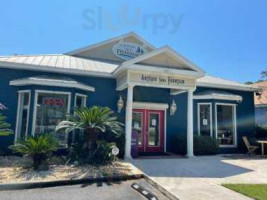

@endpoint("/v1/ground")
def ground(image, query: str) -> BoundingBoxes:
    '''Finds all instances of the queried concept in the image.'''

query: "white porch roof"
[194,90,243,101]
[9,76,95,92]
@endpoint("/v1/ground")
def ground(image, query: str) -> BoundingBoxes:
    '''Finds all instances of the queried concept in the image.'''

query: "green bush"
[255,125,267,139]
[100,130,125,158]
[56,106,124,165]
[194,135,218,155]
[9,134,59,170]
[67,140,117,165]
[171,134,218,155]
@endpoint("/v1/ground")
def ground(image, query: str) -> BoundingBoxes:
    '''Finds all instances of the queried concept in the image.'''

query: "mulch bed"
[0,156,140,184]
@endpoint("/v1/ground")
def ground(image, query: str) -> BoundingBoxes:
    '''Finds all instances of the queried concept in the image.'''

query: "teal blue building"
[0,32,260,157]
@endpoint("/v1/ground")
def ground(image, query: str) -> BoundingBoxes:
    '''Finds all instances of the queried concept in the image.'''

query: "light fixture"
[117,96,124,113]
[170,100,177,116]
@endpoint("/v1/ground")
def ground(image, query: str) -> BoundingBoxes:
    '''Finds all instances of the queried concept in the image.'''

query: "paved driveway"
[0,179,169,200]
[131,155,267,200]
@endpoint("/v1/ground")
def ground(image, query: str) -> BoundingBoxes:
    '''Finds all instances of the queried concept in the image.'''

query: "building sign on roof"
[112,42,147,60]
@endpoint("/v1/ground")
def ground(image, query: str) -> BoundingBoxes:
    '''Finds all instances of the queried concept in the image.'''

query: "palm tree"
[56,106,124,152]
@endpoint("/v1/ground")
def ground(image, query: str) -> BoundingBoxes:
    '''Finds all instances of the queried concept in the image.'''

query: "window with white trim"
[16,91,30,141]
[198,103,212,137]
[33,91,70,146]
[216,104,237,146]
[75,94,87,108]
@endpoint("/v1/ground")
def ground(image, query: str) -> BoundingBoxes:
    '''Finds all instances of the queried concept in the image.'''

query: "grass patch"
[223,184,267,200]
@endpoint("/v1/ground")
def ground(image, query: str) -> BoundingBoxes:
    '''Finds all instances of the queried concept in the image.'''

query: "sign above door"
[129,71,196,88]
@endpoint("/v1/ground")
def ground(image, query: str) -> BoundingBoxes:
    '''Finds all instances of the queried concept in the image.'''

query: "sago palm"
[9,134,59,170]
[56,106,124,151]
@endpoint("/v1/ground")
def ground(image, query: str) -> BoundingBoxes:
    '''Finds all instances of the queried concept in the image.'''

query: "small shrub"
[100,130,125,158]
[194,135,218,155]
[67,140,117,165]
[9,134,59,170]
[94,141,117,165]
[171,134,218,155]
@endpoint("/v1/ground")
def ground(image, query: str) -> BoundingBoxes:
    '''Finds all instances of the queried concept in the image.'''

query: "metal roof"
[0,54,260,92]
[196,75,260,92]
[0,54,119,75]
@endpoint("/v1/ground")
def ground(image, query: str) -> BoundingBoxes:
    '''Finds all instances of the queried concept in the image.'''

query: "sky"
[0,0,266,83]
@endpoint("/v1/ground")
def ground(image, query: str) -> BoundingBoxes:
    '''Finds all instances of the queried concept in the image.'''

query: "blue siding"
[0,68,123,153]
[0,67,256,154]
[194,87,256,153]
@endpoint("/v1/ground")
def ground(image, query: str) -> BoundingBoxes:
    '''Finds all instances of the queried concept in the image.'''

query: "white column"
[124,84,134,159]
[187,89,194,157]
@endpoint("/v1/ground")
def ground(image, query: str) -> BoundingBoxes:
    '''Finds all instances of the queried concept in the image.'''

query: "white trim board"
[215,103,237,148]
[15,90,31,142]
[133,102,169,110]
[194,94,242,101]
[10,77,95,92]
[120,64,203,78]
[197,103,213,137]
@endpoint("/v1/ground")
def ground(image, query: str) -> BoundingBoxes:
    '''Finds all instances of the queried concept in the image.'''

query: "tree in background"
[261,70,267,80]
[245,70,267,84]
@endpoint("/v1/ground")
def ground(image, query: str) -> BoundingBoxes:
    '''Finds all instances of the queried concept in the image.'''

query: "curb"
[0,174,143,191]
[143,174,179,200]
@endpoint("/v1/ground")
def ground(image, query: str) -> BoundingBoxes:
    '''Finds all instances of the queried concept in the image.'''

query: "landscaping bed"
[0,156,141,184]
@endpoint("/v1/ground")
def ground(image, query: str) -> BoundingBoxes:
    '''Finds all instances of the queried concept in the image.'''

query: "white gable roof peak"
[66,32,156,56]
[118,46,206,75]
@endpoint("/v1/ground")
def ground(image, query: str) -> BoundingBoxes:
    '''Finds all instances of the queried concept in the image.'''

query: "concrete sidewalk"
[131,155,267,200]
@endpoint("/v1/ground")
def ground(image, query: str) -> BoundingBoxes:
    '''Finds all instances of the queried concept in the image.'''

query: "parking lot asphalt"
[0,179,169,200]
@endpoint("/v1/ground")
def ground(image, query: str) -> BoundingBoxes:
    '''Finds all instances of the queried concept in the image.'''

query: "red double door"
[132,109,165,153]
